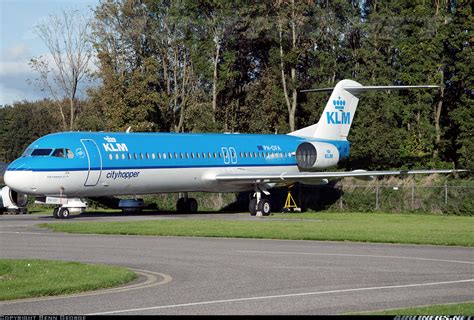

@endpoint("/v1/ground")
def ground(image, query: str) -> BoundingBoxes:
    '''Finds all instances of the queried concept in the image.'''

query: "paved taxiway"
[0,213,473,315]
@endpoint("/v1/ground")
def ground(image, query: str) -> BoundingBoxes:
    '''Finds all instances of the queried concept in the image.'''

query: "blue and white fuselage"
[5,132,349,197]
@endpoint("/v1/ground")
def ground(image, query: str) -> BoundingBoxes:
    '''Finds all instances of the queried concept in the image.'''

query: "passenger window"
[115,154,119,160]
[197,153,200,158]
[109,154,113,160]
[152,153,155,160]
[146,153,149,159]
[122,153,125,160]
[202,152,206,158]
[168,152,172,159]
[180,153,183,159]
[163,153,167,159]
[134,153,137,160]
[52,148,66,158]
[128,153,131,160]
[191,153,194,159]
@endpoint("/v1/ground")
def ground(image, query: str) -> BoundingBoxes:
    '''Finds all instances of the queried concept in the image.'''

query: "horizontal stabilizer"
[301,85,439,94]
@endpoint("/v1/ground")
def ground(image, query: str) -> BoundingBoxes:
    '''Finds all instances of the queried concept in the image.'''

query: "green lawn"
[0,259,136,301]
[40,212,474,246]
[359,302,474,315]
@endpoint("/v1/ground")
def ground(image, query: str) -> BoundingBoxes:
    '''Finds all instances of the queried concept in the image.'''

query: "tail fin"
[289,79,438,140]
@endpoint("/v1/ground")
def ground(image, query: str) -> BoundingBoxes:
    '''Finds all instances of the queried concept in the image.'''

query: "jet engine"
[0,186,28,213]
[295,142,339,171]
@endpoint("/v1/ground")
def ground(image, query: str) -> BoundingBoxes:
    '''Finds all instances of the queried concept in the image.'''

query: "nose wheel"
[53,207,70,219]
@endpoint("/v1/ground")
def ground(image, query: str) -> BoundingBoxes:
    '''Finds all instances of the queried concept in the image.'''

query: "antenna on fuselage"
[126,126,132,133]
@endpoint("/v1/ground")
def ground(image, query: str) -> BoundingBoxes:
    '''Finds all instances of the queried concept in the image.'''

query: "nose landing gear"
[53,207,70,219]
[47,198,87,219]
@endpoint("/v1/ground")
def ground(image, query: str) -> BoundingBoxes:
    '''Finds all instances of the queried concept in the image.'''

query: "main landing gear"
[176,193,198,213]
[249,185,272,216]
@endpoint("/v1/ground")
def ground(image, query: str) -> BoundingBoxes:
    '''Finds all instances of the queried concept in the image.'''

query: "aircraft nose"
[4,159,35,194]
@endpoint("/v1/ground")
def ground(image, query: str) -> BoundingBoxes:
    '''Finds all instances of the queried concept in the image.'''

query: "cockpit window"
[66,149,74,159]
[52,148,65,158]
[31,149,53,156]
[22,148,33,157]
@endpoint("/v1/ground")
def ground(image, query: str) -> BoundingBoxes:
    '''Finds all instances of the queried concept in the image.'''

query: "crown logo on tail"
[333,96,346,111]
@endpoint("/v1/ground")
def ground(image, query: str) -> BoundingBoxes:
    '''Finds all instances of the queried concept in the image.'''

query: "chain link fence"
[144,179,473,215]
[324,183,474,214]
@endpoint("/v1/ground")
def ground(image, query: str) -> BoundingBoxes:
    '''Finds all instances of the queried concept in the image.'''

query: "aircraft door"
[229,147,237,164]
[221,147,230,164]
[81,139,102,186]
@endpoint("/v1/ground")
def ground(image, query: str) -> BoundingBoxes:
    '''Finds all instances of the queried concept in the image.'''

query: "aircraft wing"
[215,169,466,184]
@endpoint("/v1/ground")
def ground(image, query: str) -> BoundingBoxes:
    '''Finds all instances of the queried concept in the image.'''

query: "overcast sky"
[0,0,99,106]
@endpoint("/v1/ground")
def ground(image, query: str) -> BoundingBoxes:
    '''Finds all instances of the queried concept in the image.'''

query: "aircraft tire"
[258,199,271,216]
[53,207,59,219]
[58,207,70,219]
[176,198,186,213]
[249,198,257,216]
[187,198,198,213]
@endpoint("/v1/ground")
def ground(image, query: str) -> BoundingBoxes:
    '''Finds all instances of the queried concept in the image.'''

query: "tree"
[445,0,474,169]
[0,100,61,162]
[30,9,93,130]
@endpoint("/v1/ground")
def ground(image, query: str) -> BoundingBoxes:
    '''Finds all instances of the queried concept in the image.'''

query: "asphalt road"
[0,213,473,315]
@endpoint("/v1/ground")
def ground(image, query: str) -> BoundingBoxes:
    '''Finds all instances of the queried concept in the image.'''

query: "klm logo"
[327,96,350,125]
[103,136,128,152]
[324,150,334,159]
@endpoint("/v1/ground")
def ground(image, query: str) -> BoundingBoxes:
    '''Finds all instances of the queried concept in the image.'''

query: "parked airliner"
[3,79,465,218]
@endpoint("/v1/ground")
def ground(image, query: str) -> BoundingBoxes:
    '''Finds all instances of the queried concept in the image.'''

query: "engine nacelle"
[0,186,28,211]
[295,142,339,170]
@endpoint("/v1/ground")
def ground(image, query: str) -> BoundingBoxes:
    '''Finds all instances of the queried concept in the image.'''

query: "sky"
[0,0,99,106]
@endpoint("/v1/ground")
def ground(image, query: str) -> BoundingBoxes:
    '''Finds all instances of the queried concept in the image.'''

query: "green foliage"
[0,100,61,162]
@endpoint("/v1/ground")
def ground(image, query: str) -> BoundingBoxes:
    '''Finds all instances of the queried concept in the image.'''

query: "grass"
[358,302,474,315]
[39,212,474,246]
[0,259,136,301]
